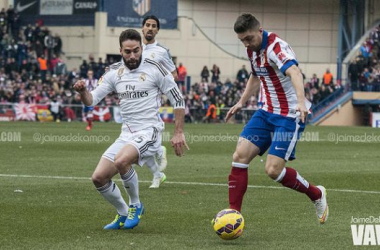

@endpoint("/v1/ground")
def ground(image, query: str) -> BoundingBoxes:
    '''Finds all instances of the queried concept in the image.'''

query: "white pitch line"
[1,173,380,195]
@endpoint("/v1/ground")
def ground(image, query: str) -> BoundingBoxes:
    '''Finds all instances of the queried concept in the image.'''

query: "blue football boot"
[123,203,144,229]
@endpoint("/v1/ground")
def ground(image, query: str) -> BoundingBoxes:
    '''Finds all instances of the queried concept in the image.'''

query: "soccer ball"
[212,209,244,240]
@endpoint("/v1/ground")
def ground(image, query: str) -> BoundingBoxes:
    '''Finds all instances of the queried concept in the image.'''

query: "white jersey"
[142,40,176,73]
[91,59,184,133]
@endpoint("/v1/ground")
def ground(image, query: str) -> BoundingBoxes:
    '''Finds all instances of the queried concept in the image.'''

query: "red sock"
[228,167,248,212]
[87,118,93,127]
[279,167,321,201]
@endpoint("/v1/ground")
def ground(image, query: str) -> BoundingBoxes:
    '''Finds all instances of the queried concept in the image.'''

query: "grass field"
[0,122,380,249]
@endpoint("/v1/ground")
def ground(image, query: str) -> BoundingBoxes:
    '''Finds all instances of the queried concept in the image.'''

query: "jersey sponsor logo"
[118,90,149,99]
[253,67,269,76]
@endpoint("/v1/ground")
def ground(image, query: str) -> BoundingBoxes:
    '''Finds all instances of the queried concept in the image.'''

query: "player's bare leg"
[114,144,144,229]
[92,157,129,229]
[228,137,260,212]
[265,154,328,224]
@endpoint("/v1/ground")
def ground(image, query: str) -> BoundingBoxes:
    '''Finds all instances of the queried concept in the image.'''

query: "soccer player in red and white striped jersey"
[225,14,328,224]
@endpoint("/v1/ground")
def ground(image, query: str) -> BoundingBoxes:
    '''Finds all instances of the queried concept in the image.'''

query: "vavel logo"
[351,216,380,245]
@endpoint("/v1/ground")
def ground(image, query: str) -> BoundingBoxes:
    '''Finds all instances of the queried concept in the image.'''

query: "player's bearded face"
[120,40,143,70]
[237,29,263,52]
[142,20,159,42]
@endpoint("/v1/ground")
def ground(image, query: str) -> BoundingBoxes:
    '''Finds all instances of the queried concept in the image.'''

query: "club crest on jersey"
[150,53,155,59]
[117,68,124,79]
[278,52,288,63]
[139,73,147,81]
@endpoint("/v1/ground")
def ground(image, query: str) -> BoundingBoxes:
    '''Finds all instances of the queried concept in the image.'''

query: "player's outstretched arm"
[171,108,189,157]
[286,65,308,123]
[73,80,93,106]
[225,74,260,122]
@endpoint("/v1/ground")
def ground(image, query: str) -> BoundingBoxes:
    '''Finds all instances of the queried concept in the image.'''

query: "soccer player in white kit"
[141,15,178,188]
[73,29,188,230]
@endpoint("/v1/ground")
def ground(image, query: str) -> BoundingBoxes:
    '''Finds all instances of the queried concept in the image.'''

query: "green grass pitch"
[0,122,379,249]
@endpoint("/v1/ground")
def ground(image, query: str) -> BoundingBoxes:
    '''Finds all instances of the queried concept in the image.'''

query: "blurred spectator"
[53,34,62,57]
[322,68,333,87]
[49,96,62,122]
[348,59,360,90]
[37,55,48,81]
[44,30,55,60]
[309,73,319,89]
[202,100,217,123]
[211,64,220,82]
[79,60,89,78]
[200,66,209,82]
[177,62,187,92]
[236,65,248,83]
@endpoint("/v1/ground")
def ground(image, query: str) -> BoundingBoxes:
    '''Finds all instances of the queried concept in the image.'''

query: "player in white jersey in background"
[73,29,188,230]
[141,15,178,188]
[83,69,98,131]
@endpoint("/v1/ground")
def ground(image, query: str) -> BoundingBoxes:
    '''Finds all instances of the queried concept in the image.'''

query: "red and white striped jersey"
[85,78,98,92]
[247,30,311,118]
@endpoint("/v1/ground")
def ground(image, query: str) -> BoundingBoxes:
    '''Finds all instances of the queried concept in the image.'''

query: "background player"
[73,29,188,230]
[83,69,98,131]
[141,15,178,188]
[225,14,328,224]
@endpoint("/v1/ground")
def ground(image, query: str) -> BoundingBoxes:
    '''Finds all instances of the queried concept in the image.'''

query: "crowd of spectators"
[2,6,378,123]
[0,6,115,121]
[348,25,380,92]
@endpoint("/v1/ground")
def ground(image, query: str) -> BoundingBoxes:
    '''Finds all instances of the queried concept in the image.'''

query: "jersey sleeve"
[91,71,115,106]
[268,40,298,75]
[154,64,185,109]
[160,49,176,73]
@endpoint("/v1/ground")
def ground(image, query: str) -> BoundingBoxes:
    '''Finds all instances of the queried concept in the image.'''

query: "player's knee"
[233,151,249,164]
[114,156,132,171]
[265,163,282,179]
[91,173,108,187]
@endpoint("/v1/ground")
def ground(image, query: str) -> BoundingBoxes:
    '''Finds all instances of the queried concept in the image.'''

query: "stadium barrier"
[0,103,257,124]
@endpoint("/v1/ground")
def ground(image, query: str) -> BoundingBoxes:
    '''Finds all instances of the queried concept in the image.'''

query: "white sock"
[96,180,128,216]
[145,156,163,178]
[120,167,140,206]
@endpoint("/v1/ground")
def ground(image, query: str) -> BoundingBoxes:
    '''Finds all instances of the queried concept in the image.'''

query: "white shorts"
[102,127,162,166]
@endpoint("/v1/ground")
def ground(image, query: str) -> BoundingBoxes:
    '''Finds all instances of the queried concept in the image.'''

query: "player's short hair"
[119,29,142,47]
[142,15,160,30]
[234,13,260,33]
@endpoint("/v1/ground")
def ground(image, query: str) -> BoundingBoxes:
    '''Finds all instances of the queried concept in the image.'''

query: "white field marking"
[1,174,380,195]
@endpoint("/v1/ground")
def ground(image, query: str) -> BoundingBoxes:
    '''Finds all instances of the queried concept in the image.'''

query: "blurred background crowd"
[1,6,379,123]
